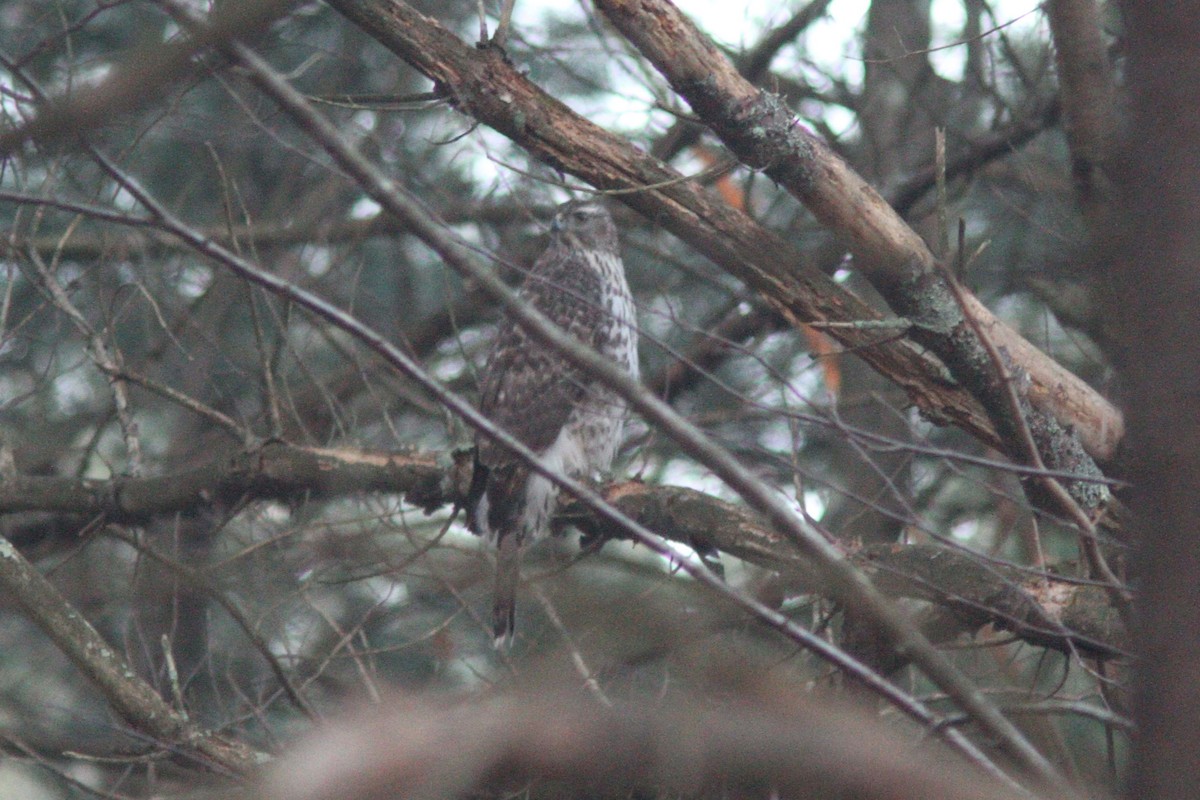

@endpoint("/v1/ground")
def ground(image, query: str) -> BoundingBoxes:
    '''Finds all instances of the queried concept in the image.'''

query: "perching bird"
[467,199,639,647]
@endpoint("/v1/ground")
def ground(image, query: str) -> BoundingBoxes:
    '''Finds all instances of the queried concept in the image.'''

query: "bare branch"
[0,442,457,520]
[0,446,1130,658]
[0,195,538,263]
[22,240,144,475]
[0,535,265,774]
[591,0,1122,467]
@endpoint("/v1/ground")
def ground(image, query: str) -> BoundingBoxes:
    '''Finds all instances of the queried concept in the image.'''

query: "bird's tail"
[492,531,520,649]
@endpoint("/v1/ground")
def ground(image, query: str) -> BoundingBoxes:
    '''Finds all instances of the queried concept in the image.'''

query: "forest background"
[1,1,1197,799]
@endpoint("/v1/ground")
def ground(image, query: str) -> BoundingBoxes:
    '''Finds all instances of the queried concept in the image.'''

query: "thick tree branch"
[590,0,1113,511]
[569,483,1127,659]
[0,444,1127,658]
[0,442,457,521]
[652,0,835,162]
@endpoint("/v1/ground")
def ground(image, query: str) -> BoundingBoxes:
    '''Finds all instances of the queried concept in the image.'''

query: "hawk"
[467,199,639,646]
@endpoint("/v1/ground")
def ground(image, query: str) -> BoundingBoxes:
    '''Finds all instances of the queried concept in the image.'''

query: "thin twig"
[105,526,318,720]
[532,585,613,707]
[106,365,251,442]
[23,232,144,476]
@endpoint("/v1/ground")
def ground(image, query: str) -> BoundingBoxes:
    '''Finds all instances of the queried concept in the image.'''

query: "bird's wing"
[475,249,606,466]
[476,329,587,465]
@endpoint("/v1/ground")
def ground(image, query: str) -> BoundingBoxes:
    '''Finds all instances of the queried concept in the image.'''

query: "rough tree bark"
[590,0,1110,519]
[1113,3,1200,799]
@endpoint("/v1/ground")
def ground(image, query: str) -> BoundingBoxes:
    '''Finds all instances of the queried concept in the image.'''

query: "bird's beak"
[549,215,563,233]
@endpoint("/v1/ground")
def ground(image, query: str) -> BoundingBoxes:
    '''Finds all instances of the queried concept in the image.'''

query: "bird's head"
[549,199,618,251]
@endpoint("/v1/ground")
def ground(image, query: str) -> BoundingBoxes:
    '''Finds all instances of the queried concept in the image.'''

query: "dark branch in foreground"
[263,683,1058,800]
